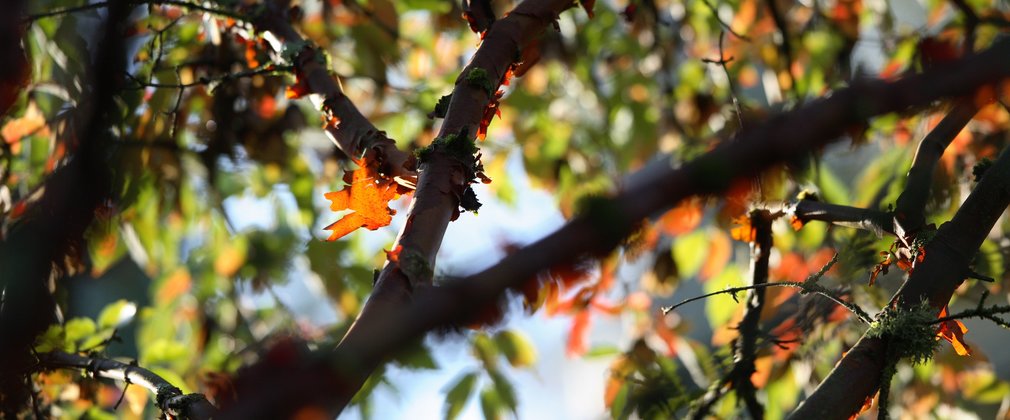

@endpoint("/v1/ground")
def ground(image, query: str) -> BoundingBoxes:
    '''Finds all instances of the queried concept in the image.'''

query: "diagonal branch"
[251,0,416,185]
[790,137,1010,419]
[220,35,1010,420]
[37,351,217,419]
[893,100,978,234]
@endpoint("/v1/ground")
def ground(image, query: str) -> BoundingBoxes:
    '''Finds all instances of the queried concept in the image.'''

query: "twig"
[663,255,868,323]
[699,0,751,41]
[703,31,744,129]
[765,0,797,99]
[23,0,247,22]
[123,65,292,90]
[36,351,217,419]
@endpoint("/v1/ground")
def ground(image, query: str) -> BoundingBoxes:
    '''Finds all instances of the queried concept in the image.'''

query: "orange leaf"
[286,77,310,99]
[323,160,410,241]
[936,306,971,356]
[566,310,592,357]
[658,198,702,235]
[789,215,805,231]
[580,0,596,18]
[730,215,756,242]
[700,231,731,279]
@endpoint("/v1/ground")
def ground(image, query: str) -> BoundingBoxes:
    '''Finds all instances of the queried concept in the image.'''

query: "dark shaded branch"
[222,36,1010,420]
[1,1,129,415]
[893,100,978,233]
[790,137,1010,419]
[23,0,246,22]
[765,0,797,99]
[37,351,217,419]
[949,0,980,51]
[792,200,894,235]
[691,210,775,420]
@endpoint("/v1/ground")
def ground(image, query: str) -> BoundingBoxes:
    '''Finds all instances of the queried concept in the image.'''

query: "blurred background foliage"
[6,0,1010,418]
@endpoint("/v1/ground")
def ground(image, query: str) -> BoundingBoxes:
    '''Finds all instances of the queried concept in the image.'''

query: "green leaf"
[64,318,96,346]
[479,386,502,420]
[584,345,621,358]
[493,330,537,368]
[97,299,135,330]
[488,370,517,414]
[443,372,478,420]
[391,341,438,370]
[610,383,630,420]
[34,324,66,353]
[472,333,498,369]
[672,230,708,278]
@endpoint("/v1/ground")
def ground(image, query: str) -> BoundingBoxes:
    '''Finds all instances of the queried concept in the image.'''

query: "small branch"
[690,210,774,420]
[792,200,894,236]
[23,0,247,23]
[791,135,1010,419]
[893,100,978,234]
[124,65,292,90]
[664,255,869,323]
[703,31,744,129]
[765,0,797,100]
[251,0,416,186]
[699,0,751,41]
[37,351,217,419]
[948,0,980,52]
[931,291,1010,328]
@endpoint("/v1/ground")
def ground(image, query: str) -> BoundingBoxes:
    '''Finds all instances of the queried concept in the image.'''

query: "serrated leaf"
[443,372,477,420]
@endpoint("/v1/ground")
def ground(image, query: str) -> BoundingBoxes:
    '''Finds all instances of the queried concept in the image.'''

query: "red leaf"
[936,306,971,356]
[384,244,402,263]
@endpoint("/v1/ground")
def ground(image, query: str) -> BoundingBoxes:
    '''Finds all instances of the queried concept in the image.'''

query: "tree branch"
[790,136,1010,419]
[691,210,774,419]
[23,0,246,22]
[250,0,417,186]
[220,36,1010,420]
[892,100,978,233]
[792,200,894,235]
[37,351,217,419]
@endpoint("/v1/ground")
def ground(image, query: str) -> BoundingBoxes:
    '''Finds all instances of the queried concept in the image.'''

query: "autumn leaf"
[579,0,596,18]
[567,310,591,357]
[658,198,702,235]
[323,159,411,241]
[730,215,756,242]
[936,306,971,356]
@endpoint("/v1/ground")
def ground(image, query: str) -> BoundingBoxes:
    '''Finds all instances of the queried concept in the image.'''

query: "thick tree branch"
[893,100,978,233]
[37,351,217,419]
[221,36,1010,419]
[790,140,1010,419]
